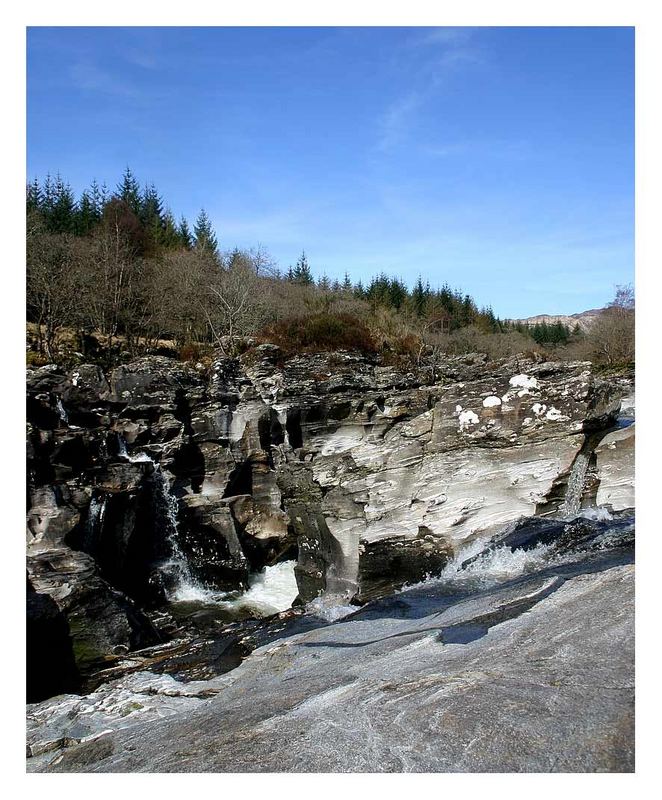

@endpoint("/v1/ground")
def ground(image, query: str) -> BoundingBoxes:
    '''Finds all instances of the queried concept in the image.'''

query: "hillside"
[513,308,604,332]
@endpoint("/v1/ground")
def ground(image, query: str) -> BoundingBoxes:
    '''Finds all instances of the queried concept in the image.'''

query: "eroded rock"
[26,350,628,695]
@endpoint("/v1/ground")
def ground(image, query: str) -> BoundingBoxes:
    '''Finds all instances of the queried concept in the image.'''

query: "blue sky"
[27,26,634,317]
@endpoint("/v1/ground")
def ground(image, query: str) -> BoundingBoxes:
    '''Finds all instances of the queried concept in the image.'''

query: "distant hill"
[512,308,604,332]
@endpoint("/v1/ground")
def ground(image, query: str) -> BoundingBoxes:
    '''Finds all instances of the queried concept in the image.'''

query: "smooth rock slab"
[30,557,634,773]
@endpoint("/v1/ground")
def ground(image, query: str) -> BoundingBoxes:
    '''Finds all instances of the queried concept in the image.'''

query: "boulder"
[178,496,250,590]
[108,357,206,413]
[26,544,159,687]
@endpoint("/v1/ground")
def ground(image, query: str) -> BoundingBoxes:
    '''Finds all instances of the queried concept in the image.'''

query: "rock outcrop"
[26,348,629,696]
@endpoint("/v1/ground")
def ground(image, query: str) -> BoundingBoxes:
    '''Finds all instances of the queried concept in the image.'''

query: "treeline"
[25,169,508,358]
[508,319,575,346]
[26,168,215,256]
[26,169,632,368]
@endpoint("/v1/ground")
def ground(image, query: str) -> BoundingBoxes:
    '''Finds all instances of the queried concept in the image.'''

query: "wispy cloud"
[412,27,474,48]
[375,29,485,153]
[377,91,424,152]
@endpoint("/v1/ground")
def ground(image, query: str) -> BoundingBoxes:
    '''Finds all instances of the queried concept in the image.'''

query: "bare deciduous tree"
[589,284,635,366]
[27,229,86,358]
[203,252,269,354]
[82,218,140,353]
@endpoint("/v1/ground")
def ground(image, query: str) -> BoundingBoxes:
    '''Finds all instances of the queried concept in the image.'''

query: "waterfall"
[175,560,299,613]
[117,434,152,463]
[559,450,591,518]
[55,397,68,425]
[85,494,107,551]
[150,465,199,598]
[116,440,200,598]
[117,433,128,459]
[559,427,613,519]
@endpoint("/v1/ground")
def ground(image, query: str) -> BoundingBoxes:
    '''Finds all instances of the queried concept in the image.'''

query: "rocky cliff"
[26,347,633,718]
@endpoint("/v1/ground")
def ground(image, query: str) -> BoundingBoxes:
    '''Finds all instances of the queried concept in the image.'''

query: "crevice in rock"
[222,459,253,498]
[285,408,303,449]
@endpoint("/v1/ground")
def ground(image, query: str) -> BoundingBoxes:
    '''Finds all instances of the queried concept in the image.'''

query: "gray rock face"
[595,424,635,510]
[263,353,624,602]
[27,514,634,773]
[26,349,629,696]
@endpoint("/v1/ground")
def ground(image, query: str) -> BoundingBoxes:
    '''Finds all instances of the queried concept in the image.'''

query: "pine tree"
[88,179,103,217]
[412,276,427,317]
[140,183,163,221]
[342,272,353,292]
[26,178,42,213]
[116,167,141,215]
[75,191,98,235]
[484,306,497,333]
[48,174,77,233]
[461,294,476,326]
[161,210,181,250]
[41,173,55,218]
[141,184,166,248]
[96,181,110,214]
[78,179,108,233]
[193,209,219,255]
[293,251,313,284]
[177,216,193,249]
[388,278,407,310]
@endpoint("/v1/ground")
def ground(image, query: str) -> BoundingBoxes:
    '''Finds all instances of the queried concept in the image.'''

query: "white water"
[445,541,552,589]
[118,435,152,463]
[87,495,107,541]
[55,397,68,424]
[578,506,614,522]
[151,466,201,598]
[418,539,554,595]
[116,438,201,598]
[117,434,128,458]
[171,560,299,616]
[116,436,299,616]
[306,597,357,622]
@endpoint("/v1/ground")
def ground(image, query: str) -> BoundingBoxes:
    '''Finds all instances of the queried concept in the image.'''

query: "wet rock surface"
[27,512,634,772]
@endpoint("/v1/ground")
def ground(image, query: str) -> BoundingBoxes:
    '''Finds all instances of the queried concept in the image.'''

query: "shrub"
[26,350,49,367]
[586,307,635,367]
[261,312,377,355]
[178,342,212,363]
[426,326,540,361]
